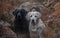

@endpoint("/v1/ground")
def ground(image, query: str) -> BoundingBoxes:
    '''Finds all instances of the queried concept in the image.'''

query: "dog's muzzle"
[31,19,36,25]
[17,13,21,19]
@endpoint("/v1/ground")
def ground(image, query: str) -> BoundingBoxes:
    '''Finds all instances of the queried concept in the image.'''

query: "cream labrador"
[26,8,45,38]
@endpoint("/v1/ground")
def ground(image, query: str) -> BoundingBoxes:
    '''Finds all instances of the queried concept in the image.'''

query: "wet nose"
[17,15,21,19]
[32,19,34,22]
[18,15,21,17]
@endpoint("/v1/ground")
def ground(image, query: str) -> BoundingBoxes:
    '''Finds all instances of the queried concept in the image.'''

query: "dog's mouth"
[31,19,39,25]
[31,20,36,25]
[32,21,35,25]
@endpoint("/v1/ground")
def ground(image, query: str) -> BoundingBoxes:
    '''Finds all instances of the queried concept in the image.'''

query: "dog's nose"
[32,19,34,22]
[18,15,21,17]
[17,15,21,19]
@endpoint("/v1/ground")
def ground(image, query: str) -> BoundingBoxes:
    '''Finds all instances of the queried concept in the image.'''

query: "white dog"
[26,8,45,38]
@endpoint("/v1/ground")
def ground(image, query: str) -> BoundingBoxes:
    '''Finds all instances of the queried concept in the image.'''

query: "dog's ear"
[12,9,20,16]
[38,12,41,18]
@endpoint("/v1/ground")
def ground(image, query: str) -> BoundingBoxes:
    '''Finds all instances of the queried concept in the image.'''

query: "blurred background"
[0,0,60,38]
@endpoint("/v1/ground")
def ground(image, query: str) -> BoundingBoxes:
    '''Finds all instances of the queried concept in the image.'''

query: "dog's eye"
[35,16,37,17]
[30,15,32,17]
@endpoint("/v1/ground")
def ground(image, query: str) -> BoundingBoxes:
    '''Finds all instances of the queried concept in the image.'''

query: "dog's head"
[13,8,28,19]
[26,7,41,25]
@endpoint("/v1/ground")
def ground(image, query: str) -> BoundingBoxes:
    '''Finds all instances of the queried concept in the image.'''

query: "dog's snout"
[18,15,21,17]
[17,14,21,17]
[32,19,34,22]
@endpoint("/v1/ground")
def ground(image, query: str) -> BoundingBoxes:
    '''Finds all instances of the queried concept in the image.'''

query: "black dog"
[13,8,29,33]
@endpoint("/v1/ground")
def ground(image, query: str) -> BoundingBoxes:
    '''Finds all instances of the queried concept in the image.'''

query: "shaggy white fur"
[26,11,45,38]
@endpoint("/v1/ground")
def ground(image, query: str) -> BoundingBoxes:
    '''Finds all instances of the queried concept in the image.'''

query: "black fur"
[13,9,29,33]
